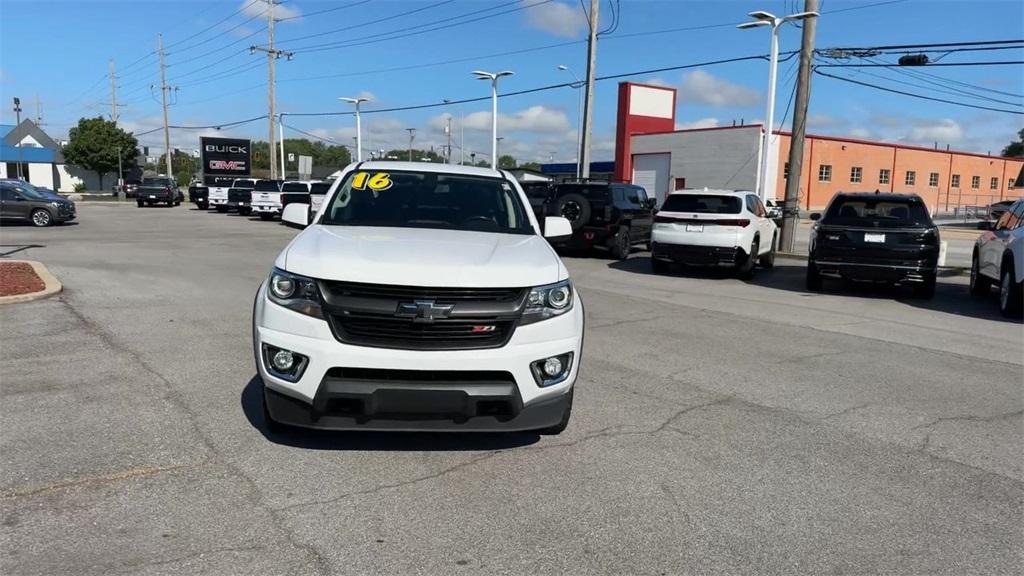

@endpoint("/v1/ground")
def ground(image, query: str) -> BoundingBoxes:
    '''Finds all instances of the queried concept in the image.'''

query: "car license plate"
[864,233,886,243]
[686,224,703,232]
[149,195,156,199]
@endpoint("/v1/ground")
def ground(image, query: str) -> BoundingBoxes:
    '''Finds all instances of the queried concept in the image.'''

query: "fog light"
[543,357,563,377]
[530,352,574,387]
[272,350,295,371]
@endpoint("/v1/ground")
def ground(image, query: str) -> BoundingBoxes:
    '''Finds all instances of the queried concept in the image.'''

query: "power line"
[829,39,1023,52]
[275,0,455,48]
[278,0,372,21]
[165,0,261,50]
[839,65,1023,107]
[816,60,1023,67]
[814,69,1024,115]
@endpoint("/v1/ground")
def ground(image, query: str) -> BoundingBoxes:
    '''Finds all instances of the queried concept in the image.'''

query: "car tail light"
[716,219,750,227]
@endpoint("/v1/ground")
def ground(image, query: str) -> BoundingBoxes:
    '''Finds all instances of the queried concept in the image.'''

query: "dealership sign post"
[200,137,252,177]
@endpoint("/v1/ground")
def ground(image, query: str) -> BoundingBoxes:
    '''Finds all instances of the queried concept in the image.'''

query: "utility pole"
[250,0,293,179]
[406,128,416,161]
[579,0,599,179]
[157,33,173,181]
[780,0,819,253]
[445,116,452,164]
[12,97,22,179]
[108,59,119,126]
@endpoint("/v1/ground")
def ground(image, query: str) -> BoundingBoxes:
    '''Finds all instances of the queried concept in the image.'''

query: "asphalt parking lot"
[1,203,1021,575]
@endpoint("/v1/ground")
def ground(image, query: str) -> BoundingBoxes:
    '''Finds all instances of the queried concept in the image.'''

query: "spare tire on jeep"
[554,193,591,231]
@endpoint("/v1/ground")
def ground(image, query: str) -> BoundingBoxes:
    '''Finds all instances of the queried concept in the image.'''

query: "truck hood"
[279,225,565,288]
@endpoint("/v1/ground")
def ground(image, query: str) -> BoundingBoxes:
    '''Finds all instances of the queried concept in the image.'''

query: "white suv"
[971,198,1023,317]
[650,189,777,277]
[253,162,583,434]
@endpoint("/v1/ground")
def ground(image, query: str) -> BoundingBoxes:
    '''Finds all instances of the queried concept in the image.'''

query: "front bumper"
[253,281,584,431]
[210,197,229,206]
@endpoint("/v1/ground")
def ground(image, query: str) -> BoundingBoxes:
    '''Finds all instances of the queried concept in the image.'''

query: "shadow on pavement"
[607,256,1020,323]
[240,376,542,451]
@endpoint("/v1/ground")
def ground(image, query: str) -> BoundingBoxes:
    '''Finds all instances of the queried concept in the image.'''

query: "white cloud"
[907,119,963,144]
[807,113,848,129]
[643,78,671,88]
[241,0,301,20]
[677,70,761,108]
[676,117,720,130]
[522,0,588,38]
[441,105,571,134]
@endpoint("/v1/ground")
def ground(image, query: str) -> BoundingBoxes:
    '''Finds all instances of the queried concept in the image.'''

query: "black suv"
[539,181,655,259]
[807,192,940,298]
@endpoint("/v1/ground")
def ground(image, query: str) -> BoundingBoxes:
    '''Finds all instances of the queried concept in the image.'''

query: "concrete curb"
[776,253,967,277]
[0,260,63,305]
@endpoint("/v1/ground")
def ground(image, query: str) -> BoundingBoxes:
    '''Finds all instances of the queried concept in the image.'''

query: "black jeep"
[539,181,655,259]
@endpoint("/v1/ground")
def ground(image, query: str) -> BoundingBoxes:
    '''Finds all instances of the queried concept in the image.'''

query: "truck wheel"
[610,227,631,260]
[198,202,208,210]
[999,264,1022,317]
[554,193,591,231]
[806,260,823,291]
[259,213,273,221]
[137,200,144,208]
[239,207,252,216]
[216,206,228,213]
[969,251,990,297]
[538,389,573,436]
[30,209,53,227]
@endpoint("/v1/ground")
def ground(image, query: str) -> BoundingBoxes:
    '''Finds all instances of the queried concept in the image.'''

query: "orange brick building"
[774,131,1024,212]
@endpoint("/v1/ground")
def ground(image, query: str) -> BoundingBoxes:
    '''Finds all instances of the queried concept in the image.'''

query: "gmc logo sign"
[209,160,246,170]
[205,145,248,153]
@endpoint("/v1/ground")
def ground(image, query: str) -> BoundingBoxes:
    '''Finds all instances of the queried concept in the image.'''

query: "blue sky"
[1,0,1022,163]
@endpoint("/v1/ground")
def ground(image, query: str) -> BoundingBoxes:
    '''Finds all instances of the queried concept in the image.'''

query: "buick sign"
[200,136,252,176]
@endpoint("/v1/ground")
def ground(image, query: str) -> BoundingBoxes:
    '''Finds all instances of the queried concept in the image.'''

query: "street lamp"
[558,65,585,179]
[472,70,514,169]
[738,8,818,202]
[339,96,369,161]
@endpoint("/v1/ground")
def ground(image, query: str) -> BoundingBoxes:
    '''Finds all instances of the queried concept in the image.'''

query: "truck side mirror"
[809,213,821,221]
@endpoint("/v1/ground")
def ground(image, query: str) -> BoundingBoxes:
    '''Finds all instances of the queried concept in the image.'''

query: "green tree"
[154,151,199,186]
[497,154,517,169]
[62,117,139,190]
[519,161,543,172]
[1002,128,1024,157]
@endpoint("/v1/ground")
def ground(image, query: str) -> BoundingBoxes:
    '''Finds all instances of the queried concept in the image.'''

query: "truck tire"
[737,237,759,279]
[216,206,228,213]
[137,200,144,208]
[759,234,777,269]
[969,251,990,297]
[806,260,823,291]
[999,263,1022,317]
[610,226,631,260]
[554,193,591,231]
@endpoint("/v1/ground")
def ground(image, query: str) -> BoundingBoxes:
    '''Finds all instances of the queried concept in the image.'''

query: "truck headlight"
[520,279,573,325]
[267,268,323,318]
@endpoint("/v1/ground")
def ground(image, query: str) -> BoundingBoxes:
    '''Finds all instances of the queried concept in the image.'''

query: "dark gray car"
[0,179,76,227]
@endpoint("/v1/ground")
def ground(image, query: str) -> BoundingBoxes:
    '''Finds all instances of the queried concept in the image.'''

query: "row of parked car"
[522,179,1021,316]
[182,177,332,221]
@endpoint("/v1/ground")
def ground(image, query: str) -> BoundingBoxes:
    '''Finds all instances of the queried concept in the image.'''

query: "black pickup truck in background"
[226,179,257,215]
[136,177,181,208]
[188,182,209,209]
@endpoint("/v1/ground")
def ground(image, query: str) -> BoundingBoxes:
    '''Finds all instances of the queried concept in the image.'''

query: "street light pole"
[558,65,584,179]
[339,96,369,161]
[472,70,514,170]
[406,128,416,161]
[738,8,818,203]
[12,97,22,179]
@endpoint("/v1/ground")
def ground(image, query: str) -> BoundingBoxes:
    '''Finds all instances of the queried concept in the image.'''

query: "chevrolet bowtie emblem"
[395,299,454,323]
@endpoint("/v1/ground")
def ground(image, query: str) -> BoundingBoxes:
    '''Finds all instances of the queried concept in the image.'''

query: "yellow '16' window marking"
[351,172,393,192]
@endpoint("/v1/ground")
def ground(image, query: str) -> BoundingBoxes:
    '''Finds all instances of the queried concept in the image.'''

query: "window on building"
[990,176,999,190]
[850,166,862,183]
[818,164,832,182]
[905,171,916,186]
[928,172,939,187]
[879,169,890,185]
[951,174,961,188]
[1011,178,1016,189]
[971,175,980,189]
[784,162,790,180]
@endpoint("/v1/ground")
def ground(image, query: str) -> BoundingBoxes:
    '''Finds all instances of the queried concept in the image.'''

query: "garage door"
[632,153,670,204]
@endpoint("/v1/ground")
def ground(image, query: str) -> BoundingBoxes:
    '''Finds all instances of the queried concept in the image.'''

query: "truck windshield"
[232,180,256,189]
[825,198,933,228]
[322,170,532,235]
[142,178,173,187]
[254,180,281,192]
[661,194,741,214]
[310,182,331,194]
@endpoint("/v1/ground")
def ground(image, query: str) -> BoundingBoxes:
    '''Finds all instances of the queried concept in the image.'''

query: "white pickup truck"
[253,162,582,434]
[209,177,242,213]
[252,180,314,221]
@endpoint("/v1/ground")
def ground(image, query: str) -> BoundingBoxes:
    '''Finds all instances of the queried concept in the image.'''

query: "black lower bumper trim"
[265,382,570,432]
[652,243,741,266]
[813,261,936,283]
